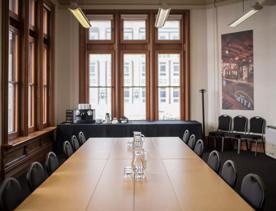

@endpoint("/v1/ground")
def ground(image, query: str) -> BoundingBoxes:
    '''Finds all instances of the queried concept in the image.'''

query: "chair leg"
[221,137,224,152]
[238,139,241,154]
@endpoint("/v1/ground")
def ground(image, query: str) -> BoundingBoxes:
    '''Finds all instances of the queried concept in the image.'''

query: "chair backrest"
[194,139,204,157]
[240,173,265,210]
[71,135,80,151]
[45,152,59,175]
[26,162,47,192]
[78,131,87,145]
[207,150,220,172]
[187,134,196,149]
[249,117,266,134]
[220,160,237,188]
[182,129,190,144]
[0,177,23,211]
[233,116,248,132]
[218,115,232,131]
[63,141,74,158]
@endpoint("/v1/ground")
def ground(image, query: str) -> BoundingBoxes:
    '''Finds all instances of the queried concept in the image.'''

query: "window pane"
[89,54,112,119]
[42,46,48,124]
[123,54,146,120]
[158,20,180,40]
[123,54,146,87]
[9,0,19,15]
[89,54,112,87]
[28,41,35,128]
[29,0,36,27]
[43,8,49,35]
[158,54,180,120]
[89,88,112,119]
[124,88,146,120]
[123,20,146,40]
[158,88,180,120]
[89,20,112,40]
[8,30,18,133]
[158,54,180,86]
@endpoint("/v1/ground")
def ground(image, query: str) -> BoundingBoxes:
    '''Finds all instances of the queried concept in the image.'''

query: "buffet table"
[55,120,202,152]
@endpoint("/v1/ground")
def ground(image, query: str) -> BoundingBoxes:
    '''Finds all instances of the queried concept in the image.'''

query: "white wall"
[55,7,79,123]
[202,2,276,131]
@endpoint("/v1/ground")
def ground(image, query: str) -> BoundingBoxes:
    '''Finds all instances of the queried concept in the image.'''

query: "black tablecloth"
[55,120,202,152]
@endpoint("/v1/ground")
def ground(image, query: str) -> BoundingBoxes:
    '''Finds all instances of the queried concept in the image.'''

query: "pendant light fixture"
[69,2,91,29]
[229,1,263,27]
[155,1,171,28]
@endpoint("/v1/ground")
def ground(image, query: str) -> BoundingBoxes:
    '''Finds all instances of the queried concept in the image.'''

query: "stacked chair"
[209,115,266,155]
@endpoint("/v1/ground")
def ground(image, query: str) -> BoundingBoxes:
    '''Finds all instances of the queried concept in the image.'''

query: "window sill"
[3,126,56,149]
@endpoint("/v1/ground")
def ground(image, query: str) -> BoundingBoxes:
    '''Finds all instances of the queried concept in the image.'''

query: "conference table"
[16,137,253,211]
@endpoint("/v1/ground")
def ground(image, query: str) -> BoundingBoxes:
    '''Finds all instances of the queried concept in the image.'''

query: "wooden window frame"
[155,50,184,120]
[121,51,150,120]
[87,50,116,118]
[1,0,55,146]
[79,10,190,121]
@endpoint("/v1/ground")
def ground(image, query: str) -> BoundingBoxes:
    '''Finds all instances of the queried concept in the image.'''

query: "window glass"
[9,0,19,15]
[29,0,36,27]
[123,20,146,40]
[89,54,112,119]
[43,8,49,35]
[42,46,48,124]
[28,40,35,128]
[89,20,112,40]
[158,54,180,120]
[123,54,146,119]
[8,31,18,133]
[158,20,180,40]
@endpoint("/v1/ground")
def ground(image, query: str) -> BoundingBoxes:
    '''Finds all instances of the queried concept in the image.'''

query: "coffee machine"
[73,104,95,123]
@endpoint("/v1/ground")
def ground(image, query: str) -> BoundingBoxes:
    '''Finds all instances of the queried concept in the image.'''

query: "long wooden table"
[16,137,253,211]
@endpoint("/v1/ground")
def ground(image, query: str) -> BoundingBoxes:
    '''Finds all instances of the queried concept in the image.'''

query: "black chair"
[0,177,23,211]
[208,115,232,152]
[187,134,196,149]
[207,150,220,173]
[194,139,204,157]
[241,117,266,156]
[182,129,190,144]
[226,115,248,154]
[26,162,47,192]
[240,173,265,210]
[220,160,237,188]
[63,141,74,158]
[45,152,59,175]
[71,135,80,151]
[78,131,87,145]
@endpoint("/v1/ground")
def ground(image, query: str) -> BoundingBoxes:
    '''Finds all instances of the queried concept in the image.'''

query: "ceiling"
[58,0,235,6]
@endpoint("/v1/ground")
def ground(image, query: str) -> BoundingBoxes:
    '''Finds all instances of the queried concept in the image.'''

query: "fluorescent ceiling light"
[69,3,91,29]
[155,7,171,28]
[229,2,263,27]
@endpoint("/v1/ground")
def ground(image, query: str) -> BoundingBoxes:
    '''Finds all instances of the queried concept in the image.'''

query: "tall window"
[158,54,180,120]
[80,11,189,121]
[8,30,19,134]
[28,39,35,129]
[123,54,146,120]
[3,0,55,143]
[89,54,112,119]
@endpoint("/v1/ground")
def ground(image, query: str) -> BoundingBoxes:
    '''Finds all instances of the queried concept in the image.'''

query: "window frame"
[1,0,55,145]
[120,14,149,44]
[87,51,115,119]
[79,10,190,121]
[155,14,183,44]
[120,51,150,120]
[155,50,184,120]
[87,14,115,44]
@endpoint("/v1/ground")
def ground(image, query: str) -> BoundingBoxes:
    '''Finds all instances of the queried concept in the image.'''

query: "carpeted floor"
[203,150,276,211]
[3,151,276,211]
